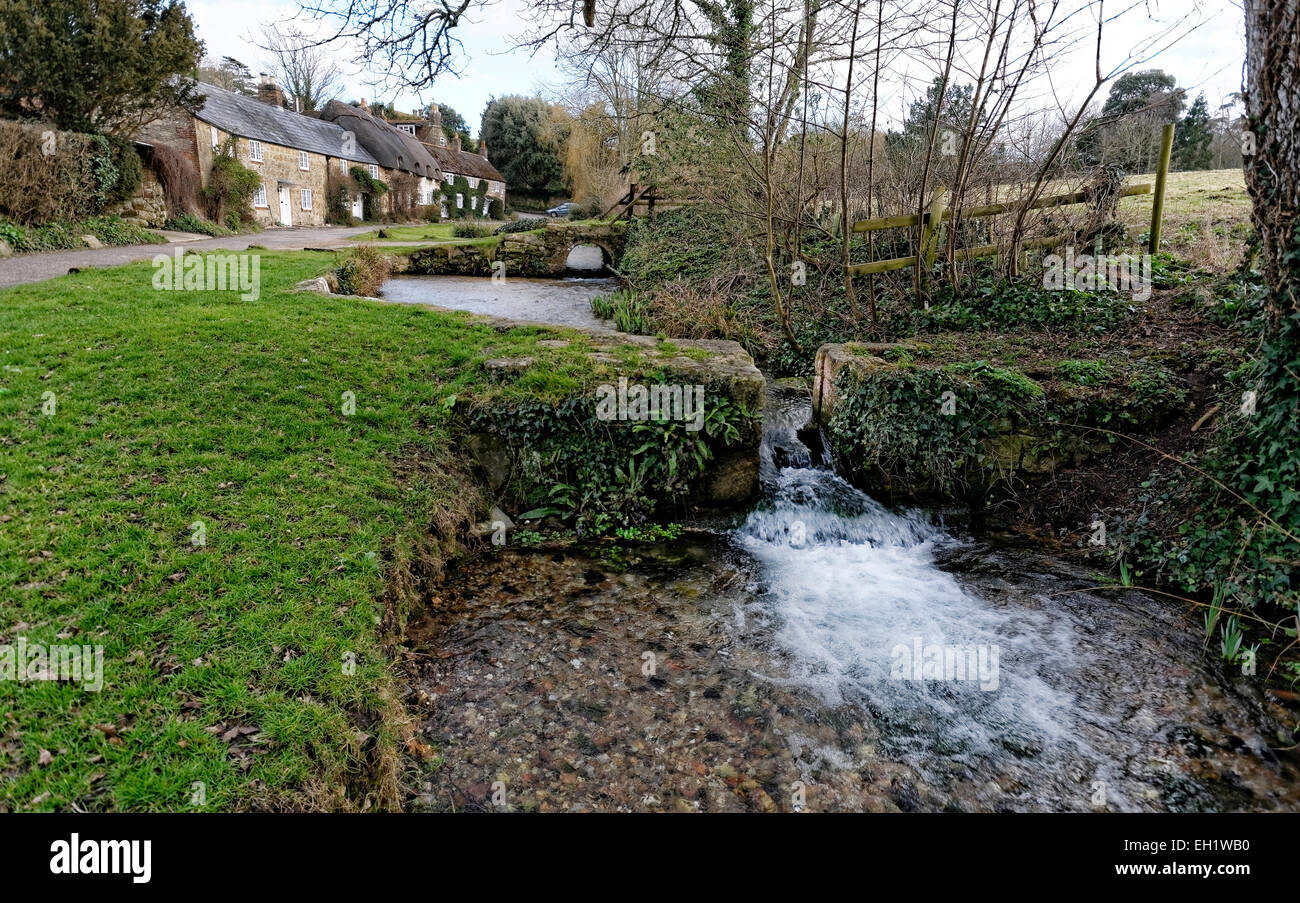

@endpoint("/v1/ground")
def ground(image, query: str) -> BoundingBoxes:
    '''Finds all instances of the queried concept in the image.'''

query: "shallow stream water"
[395,276,1299,812]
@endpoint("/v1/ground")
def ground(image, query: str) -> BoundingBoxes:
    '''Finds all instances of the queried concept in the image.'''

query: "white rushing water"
[733,387,1088,767]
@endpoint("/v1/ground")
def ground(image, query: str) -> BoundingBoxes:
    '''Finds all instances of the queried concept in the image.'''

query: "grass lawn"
[348,222,507,244]
[0,250,604,811]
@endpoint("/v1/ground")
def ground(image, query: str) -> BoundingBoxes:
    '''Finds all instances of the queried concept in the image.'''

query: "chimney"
[428,103,442,132]
[257,73,286,108]
[359,97,369,112]
[479,138,489,160]
[452,133,461,152]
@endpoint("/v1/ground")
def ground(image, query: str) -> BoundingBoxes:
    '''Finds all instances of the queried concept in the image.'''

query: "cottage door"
[351,193,364,219]
[278,187,293,226]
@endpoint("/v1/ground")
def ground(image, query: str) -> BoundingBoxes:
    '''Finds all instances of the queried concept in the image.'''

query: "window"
[254,183,267,207]
[468,177,478,188]
[368,164,378,179]
[340,157,348,175]
[299,150,309,171]
[445,173,454,185]
[249,140,263,163]
[419,183,432,206]
[470,195,478,211]
[211,125,219,149]
[456,193,463,209]
[300,188,312,210]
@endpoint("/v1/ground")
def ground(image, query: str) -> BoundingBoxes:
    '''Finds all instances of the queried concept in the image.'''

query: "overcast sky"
[186,0,1247,137]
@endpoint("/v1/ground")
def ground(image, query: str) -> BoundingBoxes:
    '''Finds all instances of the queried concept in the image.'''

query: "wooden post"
[1149,123,1175,254]
[919,187,947,287]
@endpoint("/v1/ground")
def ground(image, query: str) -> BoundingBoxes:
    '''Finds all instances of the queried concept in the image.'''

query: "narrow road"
[0,225,378,289]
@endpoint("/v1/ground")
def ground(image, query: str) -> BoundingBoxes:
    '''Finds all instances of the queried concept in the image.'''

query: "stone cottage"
[389,104,506,216]
[315,99,442,218]
[138,76,382,226]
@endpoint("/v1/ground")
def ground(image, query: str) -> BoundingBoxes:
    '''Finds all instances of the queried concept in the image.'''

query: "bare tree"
[259,24,346,111]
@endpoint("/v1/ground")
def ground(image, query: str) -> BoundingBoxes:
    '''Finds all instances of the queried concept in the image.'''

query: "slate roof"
[317,100,440,179]
[193,83,379,165]
[424,142,504,183]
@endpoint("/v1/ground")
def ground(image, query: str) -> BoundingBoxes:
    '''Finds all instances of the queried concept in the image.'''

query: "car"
[547,202,576,217]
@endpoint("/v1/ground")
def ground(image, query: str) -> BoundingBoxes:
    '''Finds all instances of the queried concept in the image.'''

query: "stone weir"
[457,320,765,519]
[812,341,1190,504]
[400,221,629,277]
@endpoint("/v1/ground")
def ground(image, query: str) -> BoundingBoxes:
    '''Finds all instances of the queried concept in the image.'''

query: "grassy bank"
[0,250,618,811]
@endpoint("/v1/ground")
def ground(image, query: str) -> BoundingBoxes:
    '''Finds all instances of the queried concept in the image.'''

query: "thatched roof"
[424,142,504,183]
[318,101,440,179]
[193,83,379,165]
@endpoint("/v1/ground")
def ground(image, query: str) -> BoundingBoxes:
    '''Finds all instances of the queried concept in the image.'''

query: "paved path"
[0,225,377,289]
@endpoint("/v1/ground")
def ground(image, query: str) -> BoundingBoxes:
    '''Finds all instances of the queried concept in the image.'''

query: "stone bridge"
[496,221,628,276]
[403,221,628,278]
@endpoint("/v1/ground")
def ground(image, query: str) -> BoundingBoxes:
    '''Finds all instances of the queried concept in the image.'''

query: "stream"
[396,277,1300,813]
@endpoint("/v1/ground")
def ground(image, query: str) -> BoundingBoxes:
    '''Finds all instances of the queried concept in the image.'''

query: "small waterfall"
[734,381,1091,772]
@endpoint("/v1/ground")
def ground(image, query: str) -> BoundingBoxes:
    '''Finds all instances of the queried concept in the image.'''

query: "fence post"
[1149,124,1175,254]
[919,187,947,287]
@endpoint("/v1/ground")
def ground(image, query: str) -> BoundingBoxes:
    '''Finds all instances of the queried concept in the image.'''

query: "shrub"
[487,197,504,219]
[203,147,259,224]
[88,134,143,206]
[333,245,392,297]
[566,204,589,220]
[494,218,537,235]
[590,288,649,333]
[452,223,492,238]
[0,216,163,251]
[0,121,144,223]
[164,213,228,237]
[79,216,164,246]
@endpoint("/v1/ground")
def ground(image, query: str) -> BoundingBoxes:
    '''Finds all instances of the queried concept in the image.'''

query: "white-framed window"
[300,188,312,210]
[254,183,267,207]
[470,195,478,211]
[368,164,379,179]
[468,177,478,188]
[420,183,432,205]
[340,157,348,174]
[456,193,463,209]
[248,139,263,163]
[211,125,219,149]
[445,173,454,185]
[299,150,309,171]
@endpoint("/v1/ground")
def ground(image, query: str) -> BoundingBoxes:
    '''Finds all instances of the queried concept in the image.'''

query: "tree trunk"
[1244,0,1300,325]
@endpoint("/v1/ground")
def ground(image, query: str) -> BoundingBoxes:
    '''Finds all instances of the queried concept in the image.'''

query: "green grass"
[349,223,502,244]
[0,250,611,811]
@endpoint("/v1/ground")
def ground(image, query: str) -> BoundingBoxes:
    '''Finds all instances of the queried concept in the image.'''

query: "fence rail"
[845,123,1175,278]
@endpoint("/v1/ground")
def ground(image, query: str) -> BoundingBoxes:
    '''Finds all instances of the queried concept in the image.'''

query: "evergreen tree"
[1173,93,1213,170]
[0,0,203,134]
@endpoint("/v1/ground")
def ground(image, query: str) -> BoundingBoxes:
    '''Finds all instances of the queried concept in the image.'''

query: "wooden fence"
[845,123,1175,278]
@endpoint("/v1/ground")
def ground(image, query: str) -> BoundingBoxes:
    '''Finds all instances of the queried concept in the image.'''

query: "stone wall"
[812,341,1188,504]
[404,221,628,277]
[102,163,167,227]
[457,328,765,512]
